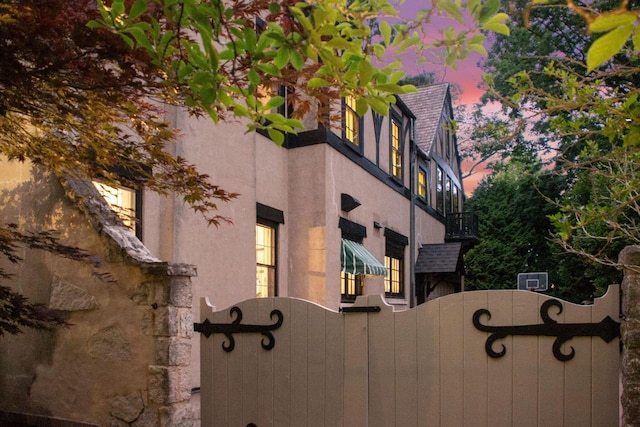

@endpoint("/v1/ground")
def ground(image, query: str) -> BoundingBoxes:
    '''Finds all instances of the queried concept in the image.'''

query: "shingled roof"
[415,242,463,274]
[399,84,450,153]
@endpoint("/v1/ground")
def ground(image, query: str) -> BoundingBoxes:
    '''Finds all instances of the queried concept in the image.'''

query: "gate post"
[621,245,640,427]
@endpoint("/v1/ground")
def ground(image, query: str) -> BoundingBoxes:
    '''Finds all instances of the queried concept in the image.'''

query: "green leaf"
[268,128,285,145]
[256,63,281,76]
[589,13,636,33]
[265,96,285,110]
[438,0,464,23]
[274,47,290,69]
[358,60,376,86]
[380,20,392,45]
[128,0,148,21]
[248,69,260,86]
[633,27,640,51]
[111,0,125,20]
[478,0,500,24]
[308,77,332,87]
[468,43,488,56]
[290,49,305,71]
[269,2,280,14]
[481,15,510,36]
[587,24,634,72]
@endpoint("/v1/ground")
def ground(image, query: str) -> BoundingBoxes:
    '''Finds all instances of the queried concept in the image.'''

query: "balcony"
[445,211,480,249]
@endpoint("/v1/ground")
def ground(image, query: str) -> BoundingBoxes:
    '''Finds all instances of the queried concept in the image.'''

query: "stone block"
[49,276,98,311]
[179,309,194,339]
[110,391,144,423]
[169,277,192,308]
[153,306,179,337]
[88,324,132,361]
[155,338,191,366]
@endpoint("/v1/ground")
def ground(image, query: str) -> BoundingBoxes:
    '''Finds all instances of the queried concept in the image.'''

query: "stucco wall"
[0,158,196,426]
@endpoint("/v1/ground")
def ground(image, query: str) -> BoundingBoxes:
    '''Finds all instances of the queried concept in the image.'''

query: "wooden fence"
[198,287,620,426]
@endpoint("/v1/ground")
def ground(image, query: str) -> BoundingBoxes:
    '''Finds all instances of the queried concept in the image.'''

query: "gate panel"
[592,286,621,426]
[462,291,489,427]
[198,287,620,426]
[563,298,592,426]
[367,297,396,427]
[511,291,539,427]
[417,297,440,427]
[487,291,513,427]
[395,306,418,426]
[438,289,464,427]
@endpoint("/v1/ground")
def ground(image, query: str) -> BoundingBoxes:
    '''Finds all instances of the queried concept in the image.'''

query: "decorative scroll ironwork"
[473,299,620,362]
[194,306,283,352]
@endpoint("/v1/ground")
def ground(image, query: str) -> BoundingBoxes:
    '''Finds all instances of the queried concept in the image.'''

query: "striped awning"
[341,239,388,277]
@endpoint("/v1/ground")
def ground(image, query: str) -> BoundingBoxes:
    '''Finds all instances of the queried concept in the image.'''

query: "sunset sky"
[392,1,492,194]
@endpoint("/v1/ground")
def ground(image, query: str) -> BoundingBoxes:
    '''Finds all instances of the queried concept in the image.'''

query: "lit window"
[418,169,427,200]
[436,166,444,214]
[93,182,137,232]
[344,96,361,147]
[384,255,403,297]
[256,223,276,298]
[391,119,402,179]
[341,270,363,302]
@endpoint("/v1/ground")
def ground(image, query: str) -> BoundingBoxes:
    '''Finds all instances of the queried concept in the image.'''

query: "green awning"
[341,239,388,276]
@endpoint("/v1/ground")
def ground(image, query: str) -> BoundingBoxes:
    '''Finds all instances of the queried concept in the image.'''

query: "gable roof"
[399,84,450,153]
[415,242,463,274]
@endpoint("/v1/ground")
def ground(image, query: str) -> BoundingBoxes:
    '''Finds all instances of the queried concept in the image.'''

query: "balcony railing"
[445,211,479,245]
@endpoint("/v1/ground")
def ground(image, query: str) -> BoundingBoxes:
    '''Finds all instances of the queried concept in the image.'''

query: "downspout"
[409,118,416,308]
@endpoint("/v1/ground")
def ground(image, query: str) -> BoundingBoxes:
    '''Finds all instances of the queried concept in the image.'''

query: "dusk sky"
[394,1,492,194]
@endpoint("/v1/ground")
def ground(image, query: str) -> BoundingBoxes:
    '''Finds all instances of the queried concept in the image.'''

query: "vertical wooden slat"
[439,293,465,427]
[200,298,215,426]
[307,302,327,427]
[256,298,275,427]
[537,294,565,427]
[512,291,540,427]
[325,308,345,427]
[273,298,292,427]
[290,298,309,425]
[368,295,396,427]
[417,298,440,427]
[395,306,418,427]
[462,291,488,427]
[486,291,513,427]
[592,285,621,427]
[241,299,259,426]
[343,307,368,426]
[563,300,592,426]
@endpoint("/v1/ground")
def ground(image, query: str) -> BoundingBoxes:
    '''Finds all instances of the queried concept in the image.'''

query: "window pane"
[384,255,403,296]
[345,96,360,145]
[256,223,276,297]
[93,182,137,232]
[418,170,426,199]
[391,120,402,179]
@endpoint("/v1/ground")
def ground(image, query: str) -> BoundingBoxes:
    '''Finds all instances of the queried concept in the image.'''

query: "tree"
[0,0,507,334]
[463,0,640,294]
[465,155,562,290]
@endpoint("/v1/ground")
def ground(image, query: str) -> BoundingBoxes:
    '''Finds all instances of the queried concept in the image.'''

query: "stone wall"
[0,159,198,426]
[621,245,640,427]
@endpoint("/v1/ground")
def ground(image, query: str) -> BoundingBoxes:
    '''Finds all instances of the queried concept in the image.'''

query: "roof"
[415,242,463,274]
[399,84,450,153]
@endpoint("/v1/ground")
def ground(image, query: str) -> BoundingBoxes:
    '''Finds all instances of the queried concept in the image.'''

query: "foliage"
[465,156,561,290]
[0,0,508,333]
[0,224,94,335]
[462,0,640,296]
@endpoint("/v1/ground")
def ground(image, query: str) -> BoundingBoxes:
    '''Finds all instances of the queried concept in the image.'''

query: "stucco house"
[0,83,477,425]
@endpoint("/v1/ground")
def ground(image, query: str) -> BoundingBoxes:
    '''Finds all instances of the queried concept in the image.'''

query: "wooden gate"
[197,287,620,426]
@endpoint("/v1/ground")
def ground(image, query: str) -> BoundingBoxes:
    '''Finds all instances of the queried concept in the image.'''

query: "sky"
[394,2,492,194]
